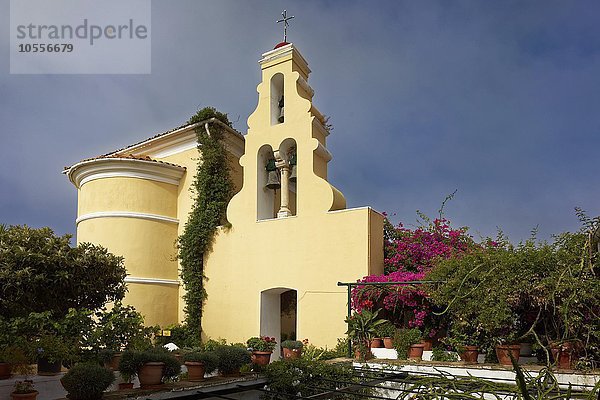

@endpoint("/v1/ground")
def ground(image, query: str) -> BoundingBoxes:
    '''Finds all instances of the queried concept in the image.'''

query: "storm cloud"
[1,0,599,242]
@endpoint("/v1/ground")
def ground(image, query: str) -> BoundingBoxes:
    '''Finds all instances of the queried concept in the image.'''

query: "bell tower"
[227,43,346,224]
[202,43,384,351]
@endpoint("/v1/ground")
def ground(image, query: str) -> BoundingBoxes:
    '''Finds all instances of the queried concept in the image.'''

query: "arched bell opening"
[260,287,298,361]
[257,144,278,220]
[270,73,284,126]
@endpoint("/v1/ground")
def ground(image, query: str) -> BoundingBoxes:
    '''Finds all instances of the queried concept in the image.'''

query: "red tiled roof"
[64,153,185,171]
[65,118,243,171]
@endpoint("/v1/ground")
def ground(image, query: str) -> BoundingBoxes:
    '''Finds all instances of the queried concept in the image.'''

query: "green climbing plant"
[178,107,234,344]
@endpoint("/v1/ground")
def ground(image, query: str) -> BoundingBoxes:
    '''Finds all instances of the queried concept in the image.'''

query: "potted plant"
[0,332,14,380]
[35,334,71,375]
[115,350,137,390]
[492,331,521,366]
[10,380,38,400]
[0,349,10,380]
[182,349,218,381]
[548,339,581,370]
[60,362,115,400]
[92,302,155,370]
[393,328,423,360]
[119,349,180,388]
[345,309,387,360]
[377,322,396,349]
[247,337,277,365]
[215,345,251,376]
[444,321,482,364]
[281,340,303,360]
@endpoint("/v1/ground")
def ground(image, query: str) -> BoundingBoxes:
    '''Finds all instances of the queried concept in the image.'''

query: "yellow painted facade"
[202,44,383,350]
[65,44,383,348]
[66,133,244,327]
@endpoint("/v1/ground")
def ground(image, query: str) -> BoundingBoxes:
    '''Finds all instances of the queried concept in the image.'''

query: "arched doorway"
[260,288,297,360]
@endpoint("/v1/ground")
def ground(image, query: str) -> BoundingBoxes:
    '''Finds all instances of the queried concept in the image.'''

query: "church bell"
[265,158,281,190]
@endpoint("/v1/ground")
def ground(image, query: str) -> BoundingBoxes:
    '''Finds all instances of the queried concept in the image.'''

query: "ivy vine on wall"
[178,107,234,343]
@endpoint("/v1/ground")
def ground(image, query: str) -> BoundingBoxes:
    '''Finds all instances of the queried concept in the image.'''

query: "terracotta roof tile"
[65,118,243,171]
[64,153,185,171]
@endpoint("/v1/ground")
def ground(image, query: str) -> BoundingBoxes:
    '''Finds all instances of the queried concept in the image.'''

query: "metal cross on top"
[277,10,295,43]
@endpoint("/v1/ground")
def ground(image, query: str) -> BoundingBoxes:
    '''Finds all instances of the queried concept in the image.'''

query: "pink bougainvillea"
[352,217,475,335]
[384,218,472,274]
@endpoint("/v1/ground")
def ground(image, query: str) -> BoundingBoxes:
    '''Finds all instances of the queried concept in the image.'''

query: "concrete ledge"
[0,371,266,400]
[355,359,600,392]
[371,347,538,364]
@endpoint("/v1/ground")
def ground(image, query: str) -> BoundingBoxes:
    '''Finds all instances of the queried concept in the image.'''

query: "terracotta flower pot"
[370,338,383,348]
[282,348,302,360]
[251,351,272,366]
[0,362,11,379]
[118,382,134,390]
[354,348,373,361]
[383,337,394,349]
[556,342,577,370]
[11,391,38,400]
[421,339,433,351]
[185,361,206,381]
[107,353,122,371]
[408,344,425,361]
[459,346,479,364]
[138,362,165,388]
[495,344,520,366]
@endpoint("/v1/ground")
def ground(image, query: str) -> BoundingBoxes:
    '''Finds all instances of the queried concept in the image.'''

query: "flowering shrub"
[247,336,277,352]
[384,217,473,274]
[352,216,475,335]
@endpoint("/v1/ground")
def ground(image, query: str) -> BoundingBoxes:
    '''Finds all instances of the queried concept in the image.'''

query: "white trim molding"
[65,158,186,188]
[141,126,245,159]
[114,119,244,159]
[148,129,198,158]
[76,211,179,225]
[125,276,180,286]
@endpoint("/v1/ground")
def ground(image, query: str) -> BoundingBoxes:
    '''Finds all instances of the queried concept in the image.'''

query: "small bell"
[265,158,281,190]
[289,153,297,182]
[278,95,285,123]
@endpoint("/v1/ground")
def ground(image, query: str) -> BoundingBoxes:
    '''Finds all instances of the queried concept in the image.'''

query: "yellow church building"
[64,43,384,352]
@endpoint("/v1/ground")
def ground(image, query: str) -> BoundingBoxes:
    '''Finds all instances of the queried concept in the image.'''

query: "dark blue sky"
[1,1,599,242]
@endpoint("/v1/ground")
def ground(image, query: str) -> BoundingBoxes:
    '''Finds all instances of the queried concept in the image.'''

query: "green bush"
[431,347,459,362]
[247,336,277,352]
[91,302,155,352]
[154,323,200,348]
[118,349,181,382]
[35,334,73,363]
[281,340,303,350]
[428,220,600,367]
[264,359,368,399]
[376,321,396,338]
[0,225,126,319]
[60,363,115,400]
[183,350,218,373]
[393,328,422,360]
[116,350,138,383]
[301,338,348,361]
[215,345,250,374]
[201,338,227,351]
